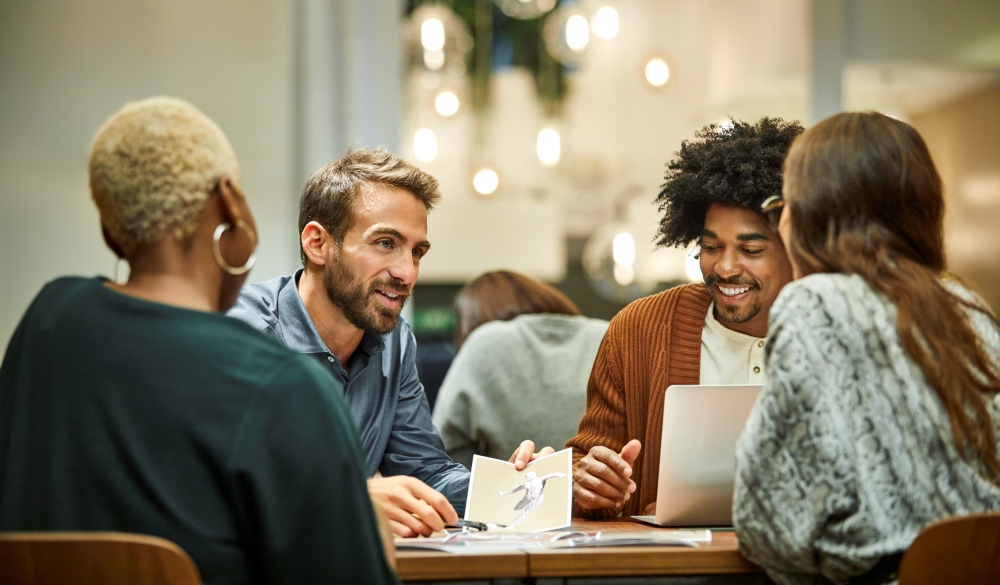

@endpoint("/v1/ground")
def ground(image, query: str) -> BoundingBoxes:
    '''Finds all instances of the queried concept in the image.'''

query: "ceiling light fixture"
[413,128,437,162]
[434,91,460,117]
[536,128,561,167]
[644,57,670,87]
[565,14,589,51]
[473,168,500,195]
[592,7,619,40]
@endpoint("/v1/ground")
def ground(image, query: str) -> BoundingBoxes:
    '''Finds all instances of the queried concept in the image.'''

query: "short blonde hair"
[89,97,240,255]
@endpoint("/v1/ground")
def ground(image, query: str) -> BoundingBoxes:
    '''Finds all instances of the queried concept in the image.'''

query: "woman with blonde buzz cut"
[0,97,397,585]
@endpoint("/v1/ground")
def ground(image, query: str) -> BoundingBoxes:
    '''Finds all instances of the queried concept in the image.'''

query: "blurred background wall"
[2,0,999,359]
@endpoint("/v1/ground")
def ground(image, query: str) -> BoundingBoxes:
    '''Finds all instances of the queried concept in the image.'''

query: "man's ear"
[301,221,333,267]
[101,224,125,259]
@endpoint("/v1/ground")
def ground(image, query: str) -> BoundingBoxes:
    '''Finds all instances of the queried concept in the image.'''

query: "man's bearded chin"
[323,262,410,335]
[704,273,762,325]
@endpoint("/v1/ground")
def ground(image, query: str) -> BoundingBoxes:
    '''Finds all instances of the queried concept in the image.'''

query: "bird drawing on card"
[498,471,566,528]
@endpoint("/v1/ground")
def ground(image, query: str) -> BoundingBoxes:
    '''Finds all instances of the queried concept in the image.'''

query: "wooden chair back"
[898,512,1000,585]
[0,532,202,585]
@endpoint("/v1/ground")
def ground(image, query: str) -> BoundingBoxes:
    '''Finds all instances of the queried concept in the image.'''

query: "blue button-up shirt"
[228,270,470,513]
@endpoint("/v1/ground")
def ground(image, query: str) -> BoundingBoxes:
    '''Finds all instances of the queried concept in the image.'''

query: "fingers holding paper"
[367,475,458,537]
[508,439,556,470]
[572,439,641,511]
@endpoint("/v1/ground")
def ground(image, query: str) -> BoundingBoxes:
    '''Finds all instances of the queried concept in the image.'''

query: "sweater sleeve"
[564,318,629,519]
[732,281,861,585]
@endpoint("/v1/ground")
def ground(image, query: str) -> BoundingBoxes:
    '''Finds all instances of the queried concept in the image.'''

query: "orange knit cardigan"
[566,283,712,518]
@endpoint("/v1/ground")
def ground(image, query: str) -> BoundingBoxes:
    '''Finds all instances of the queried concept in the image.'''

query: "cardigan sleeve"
[565,317,629,519]
[732,281,862,585]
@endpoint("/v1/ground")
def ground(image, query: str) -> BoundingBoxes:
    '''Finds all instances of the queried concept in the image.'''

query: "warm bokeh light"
[421,18,445,52]
[613,263,635,286]
[413,128,437,162]
[566,14,589,51]
[473,168,499,195]
[612,232,636,267]
[536,128,561,167]
[645,57,670,87]
[423,49,444,70]
[592,7,619,40]
[434,91,460,117]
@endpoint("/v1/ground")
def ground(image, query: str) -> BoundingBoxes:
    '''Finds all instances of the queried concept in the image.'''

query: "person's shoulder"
[771,273,867,331]
[228,273,297,330]
[613,282,710,327]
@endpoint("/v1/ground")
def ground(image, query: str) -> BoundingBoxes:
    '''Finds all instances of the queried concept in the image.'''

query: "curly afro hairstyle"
[654,117,804,249]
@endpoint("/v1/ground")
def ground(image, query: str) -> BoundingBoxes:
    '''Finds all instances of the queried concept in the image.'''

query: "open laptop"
[633,384,762,527]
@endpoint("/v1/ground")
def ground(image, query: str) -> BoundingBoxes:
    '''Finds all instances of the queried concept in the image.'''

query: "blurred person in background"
[567,117,803,518]
[433,270,609,469]
[229,151,551,538]
[734,112,1000,585]
[0,98,397,585]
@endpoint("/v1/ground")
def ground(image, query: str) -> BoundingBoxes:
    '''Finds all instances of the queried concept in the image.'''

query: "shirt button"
[327,356,335,363]
[753,366,761,374]
[757,340,764,348]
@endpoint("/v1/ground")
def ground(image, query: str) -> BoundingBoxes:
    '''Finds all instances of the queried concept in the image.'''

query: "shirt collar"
[275,269,386,357]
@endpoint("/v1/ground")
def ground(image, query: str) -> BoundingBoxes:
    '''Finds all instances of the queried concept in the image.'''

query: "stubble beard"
[704,274,762,325]
[323,255,410,335]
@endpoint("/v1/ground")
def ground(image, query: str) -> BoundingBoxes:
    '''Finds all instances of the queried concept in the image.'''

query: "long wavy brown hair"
[782,111,1000,480]
[453,270,580,350]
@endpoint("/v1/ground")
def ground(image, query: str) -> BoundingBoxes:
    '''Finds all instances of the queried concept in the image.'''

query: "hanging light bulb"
[592,6,619,40]
[473,168,499,195]
[565,14,589,51]
[612,232,636,267]
[434,91,460,117]
[423,49,445,70]
[413,128,437,163]
[536,128,561,167]
[645,57,670,87]
[421,18,445,51]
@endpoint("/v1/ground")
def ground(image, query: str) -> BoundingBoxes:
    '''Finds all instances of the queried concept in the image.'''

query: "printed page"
[465,448,573,532]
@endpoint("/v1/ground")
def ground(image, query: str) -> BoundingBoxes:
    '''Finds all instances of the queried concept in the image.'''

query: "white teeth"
[378,290,399,299]
[719,286,751,296]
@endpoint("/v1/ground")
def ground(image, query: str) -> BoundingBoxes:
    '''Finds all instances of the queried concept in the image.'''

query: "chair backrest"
[898,512,1000,585]
[0,532,202,585]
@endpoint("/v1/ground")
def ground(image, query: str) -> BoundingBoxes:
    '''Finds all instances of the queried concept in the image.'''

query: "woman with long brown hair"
[733,112,1000,585]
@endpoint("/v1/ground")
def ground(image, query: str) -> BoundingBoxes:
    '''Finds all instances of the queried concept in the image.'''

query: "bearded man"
[567,118,803,518]
[229,148,547,537]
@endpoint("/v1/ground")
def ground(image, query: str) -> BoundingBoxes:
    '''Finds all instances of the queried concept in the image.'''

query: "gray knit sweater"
[734,273,1000,585]
[432,314,609,469]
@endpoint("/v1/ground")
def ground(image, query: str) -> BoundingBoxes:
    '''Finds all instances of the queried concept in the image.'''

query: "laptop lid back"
[654,384,762,527]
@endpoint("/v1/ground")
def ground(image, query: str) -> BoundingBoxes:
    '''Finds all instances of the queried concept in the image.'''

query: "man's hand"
[508,440,556,470]
[572,439,641,511]
[367,475,458,538]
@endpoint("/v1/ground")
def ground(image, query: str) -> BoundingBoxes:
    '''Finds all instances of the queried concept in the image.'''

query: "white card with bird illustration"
[465,448,572,532]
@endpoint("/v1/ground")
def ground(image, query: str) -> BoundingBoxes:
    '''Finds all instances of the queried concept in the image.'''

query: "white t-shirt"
[699,303,767,385]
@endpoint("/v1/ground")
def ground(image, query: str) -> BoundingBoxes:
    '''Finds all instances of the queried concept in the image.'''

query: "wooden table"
[396,518,764,583]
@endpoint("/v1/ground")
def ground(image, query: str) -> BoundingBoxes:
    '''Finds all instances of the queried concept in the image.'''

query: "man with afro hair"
[566,117,803,518]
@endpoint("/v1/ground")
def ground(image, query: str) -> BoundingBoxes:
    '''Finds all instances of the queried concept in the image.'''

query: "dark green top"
[0,277,398,585]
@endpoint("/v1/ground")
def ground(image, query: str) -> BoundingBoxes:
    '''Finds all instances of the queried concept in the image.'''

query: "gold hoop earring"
[213,220,257,275]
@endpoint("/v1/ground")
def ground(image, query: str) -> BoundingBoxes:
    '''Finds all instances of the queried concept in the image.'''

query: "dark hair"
[783,111,1000,480]
[655,117,804,248]
[298,147,441,264]
[453,270,580,350]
